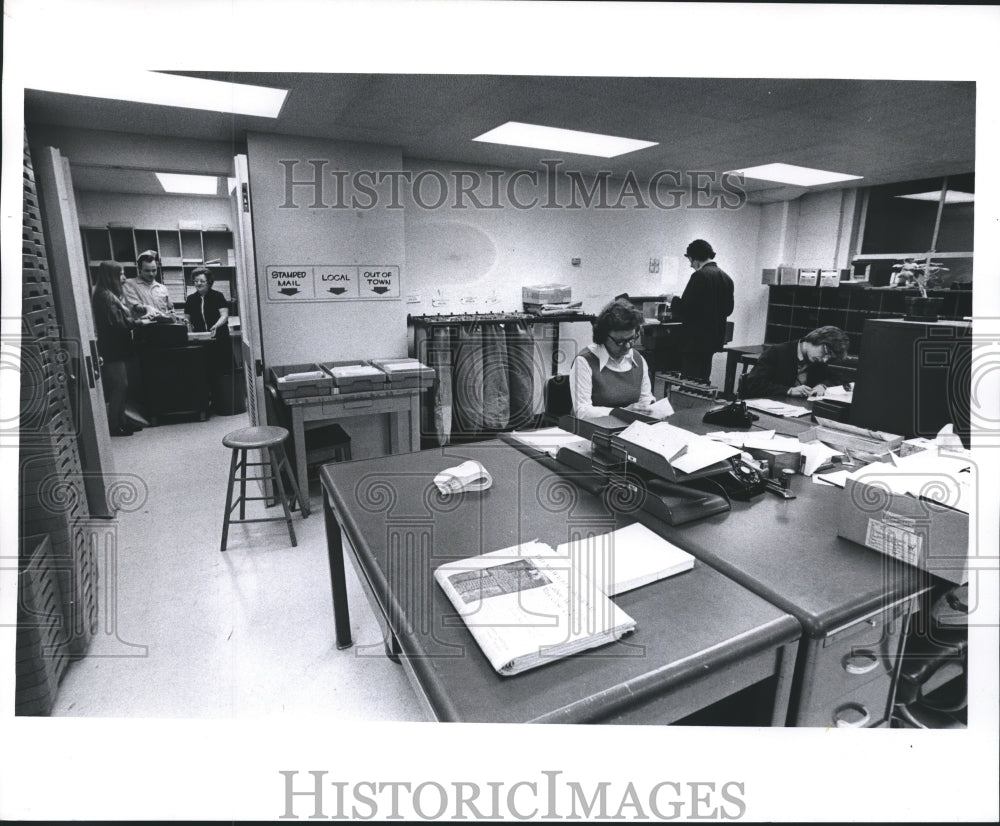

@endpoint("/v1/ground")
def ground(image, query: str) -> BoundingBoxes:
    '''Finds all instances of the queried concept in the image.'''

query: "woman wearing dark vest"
[569,299,654,419]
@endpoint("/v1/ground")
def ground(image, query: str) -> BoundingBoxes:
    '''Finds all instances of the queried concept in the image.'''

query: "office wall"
[75,191,232,230]
[401,158,765,387]
[246,133,408,367]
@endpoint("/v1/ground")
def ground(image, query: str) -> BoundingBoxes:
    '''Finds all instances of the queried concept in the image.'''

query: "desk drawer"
[795,598,914,726]
[798,673,894,728]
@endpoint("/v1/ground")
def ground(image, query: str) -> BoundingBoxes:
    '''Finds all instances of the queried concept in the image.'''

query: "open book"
[555,522,695,596]
[434,540,636,676]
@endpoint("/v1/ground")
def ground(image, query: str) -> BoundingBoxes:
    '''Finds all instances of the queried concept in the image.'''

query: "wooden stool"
[220,425,307,552]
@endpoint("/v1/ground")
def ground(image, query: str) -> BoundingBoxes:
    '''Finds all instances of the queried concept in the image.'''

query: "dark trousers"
[681,351,714,383]
[102,359,128,431]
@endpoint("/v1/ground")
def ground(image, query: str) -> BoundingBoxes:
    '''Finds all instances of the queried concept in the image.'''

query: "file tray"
[606,470,730,526]
[800,417,902,459]
[369,357,435,389]
[608,434,734,484]
[268,363,334,399]
[320,360,387,393]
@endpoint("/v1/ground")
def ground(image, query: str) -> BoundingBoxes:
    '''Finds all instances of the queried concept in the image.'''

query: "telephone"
[702,399,759,429]
[690,456,767,501]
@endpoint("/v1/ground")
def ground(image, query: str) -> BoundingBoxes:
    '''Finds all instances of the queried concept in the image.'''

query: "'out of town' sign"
[265,265,400,301]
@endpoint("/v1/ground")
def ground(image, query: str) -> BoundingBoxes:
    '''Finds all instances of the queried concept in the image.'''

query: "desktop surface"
[320,440,800,724]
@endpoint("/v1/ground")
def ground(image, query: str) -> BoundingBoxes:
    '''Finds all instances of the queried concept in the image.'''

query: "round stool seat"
[223,425,289,450]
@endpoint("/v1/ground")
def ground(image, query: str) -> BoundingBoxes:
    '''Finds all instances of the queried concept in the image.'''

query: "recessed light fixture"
[156,173,220,195]
[727,163,863,186]
[26,70,288,118]
[473,121,657,158]
[897,190,975,204]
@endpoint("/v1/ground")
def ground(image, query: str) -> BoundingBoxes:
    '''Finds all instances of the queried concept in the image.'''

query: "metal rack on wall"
[408,311,596,446]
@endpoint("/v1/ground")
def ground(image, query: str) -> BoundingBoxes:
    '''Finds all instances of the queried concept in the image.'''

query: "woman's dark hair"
[685,239,715,261]
[191,267,214,286]
[95,261,125,297]
[593,299,644,345]
[803,325,850,360]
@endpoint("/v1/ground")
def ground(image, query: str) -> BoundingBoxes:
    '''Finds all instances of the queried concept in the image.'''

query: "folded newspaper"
[434,540,636,676]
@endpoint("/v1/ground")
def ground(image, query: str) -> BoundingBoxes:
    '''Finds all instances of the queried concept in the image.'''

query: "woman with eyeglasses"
[569,299,655,419]
[183,267,229,338]
[92,261,142,436]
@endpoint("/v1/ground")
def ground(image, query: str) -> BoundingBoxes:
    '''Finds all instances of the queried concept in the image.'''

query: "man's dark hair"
[685,239,715,261]
[593,299,644,344]
[804,325,850,360]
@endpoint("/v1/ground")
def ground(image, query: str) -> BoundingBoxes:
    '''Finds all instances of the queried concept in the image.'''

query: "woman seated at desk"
[183,267,229,338]
[569,299,654,419]
[739,325,850,399]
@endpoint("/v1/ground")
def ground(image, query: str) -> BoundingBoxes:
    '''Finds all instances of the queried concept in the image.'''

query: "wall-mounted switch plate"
[571,258,581,266]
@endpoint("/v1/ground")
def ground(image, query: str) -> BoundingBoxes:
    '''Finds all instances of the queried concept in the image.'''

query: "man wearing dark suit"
[740,326,850,398]
[670,239,735,382]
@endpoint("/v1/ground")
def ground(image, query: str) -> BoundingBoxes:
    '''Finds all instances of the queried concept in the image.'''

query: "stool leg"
[220,447,239,552]
[269,446,297,548]
[238,448,248,519]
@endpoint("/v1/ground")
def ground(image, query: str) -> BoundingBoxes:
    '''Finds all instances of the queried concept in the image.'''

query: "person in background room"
[183,267,229,337]
[739,325,850,399]
[92,261,141,436]
[570,299,655,420]
[670,239,735,382]
[122,250,173,318]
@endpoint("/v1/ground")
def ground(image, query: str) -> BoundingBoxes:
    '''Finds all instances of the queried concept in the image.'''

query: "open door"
[230,154,269,495]
[32,145,117,517]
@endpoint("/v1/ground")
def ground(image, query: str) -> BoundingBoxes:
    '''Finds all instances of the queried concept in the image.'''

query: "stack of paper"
[507,427,590,458]
[616,420,740,474]
[744,398,812,417]
[554,522,695,596]
[851,451,974,514]
[327,364,383,379]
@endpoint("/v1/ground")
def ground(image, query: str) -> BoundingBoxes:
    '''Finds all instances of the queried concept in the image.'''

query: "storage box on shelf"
[267,363,334,400]
[319,360,387,393]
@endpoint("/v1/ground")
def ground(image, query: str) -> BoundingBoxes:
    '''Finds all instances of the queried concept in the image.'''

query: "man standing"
[122,250,174,318]
[670,239,735,382]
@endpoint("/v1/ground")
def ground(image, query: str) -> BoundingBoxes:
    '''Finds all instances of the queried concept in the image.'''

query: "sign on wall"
[265,265,400,302]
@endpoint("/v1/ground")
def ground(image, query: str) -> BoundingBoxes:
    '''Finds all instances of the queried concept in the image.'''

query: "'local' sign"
[266,265,400,302]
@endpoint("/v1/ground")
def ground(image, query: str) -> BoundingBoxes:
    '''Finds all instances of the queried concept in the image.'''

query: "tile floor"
[51,410,425,721]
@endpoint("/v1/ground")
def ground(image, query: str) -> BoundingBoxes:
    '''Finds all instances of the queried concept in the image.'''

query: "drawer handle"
[344,401,374,410]
[842,650,880,675]
[832,702,870,728]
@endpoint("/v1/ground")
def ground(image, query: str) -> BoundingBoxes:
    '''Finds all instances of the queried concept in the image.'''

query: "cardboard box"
[778,265,799,285]
[798,268,819,286]
[819,269,840,287]
[839,476,968,584]
[522,284,571,304]
[761,268,778,285]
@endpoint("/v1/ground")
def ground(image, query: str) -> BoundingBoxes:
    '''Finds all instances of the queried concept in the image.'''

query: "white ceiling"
[24,74,977,203]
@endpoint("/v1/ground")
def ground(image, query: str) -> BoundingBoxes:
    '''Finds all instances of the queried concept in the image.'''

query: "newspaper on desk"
[743,398,812,417]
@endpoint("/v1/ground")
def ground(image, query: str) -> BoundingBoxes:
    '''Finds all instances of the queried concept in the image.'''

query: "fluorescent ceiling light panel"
[897,190,975,204]
[727,163,863,186]
[473,121,657,158]
[156,173,220,195]
[26,70,287,118]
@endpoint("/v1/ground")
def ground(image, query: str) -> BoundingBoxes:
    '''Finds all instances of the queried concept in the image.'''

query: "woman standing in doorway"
[92,261,141,436]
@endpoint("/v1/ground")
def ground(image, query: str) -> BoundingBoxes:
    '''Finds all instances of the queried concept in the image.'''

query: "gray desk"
[320,441,800,724]
[657,395,932,726]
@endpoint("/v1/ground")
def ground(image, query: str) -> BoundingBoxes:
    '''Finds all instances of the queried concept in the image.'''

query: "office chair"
[892,584,968,729]
[541,374,573,426]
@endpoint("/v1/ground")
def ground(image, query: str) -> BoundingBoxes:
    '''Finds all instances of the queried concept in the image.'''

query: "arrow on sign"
[279,287,300,296]
[327,287,347,295]
[371,286,391,295]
